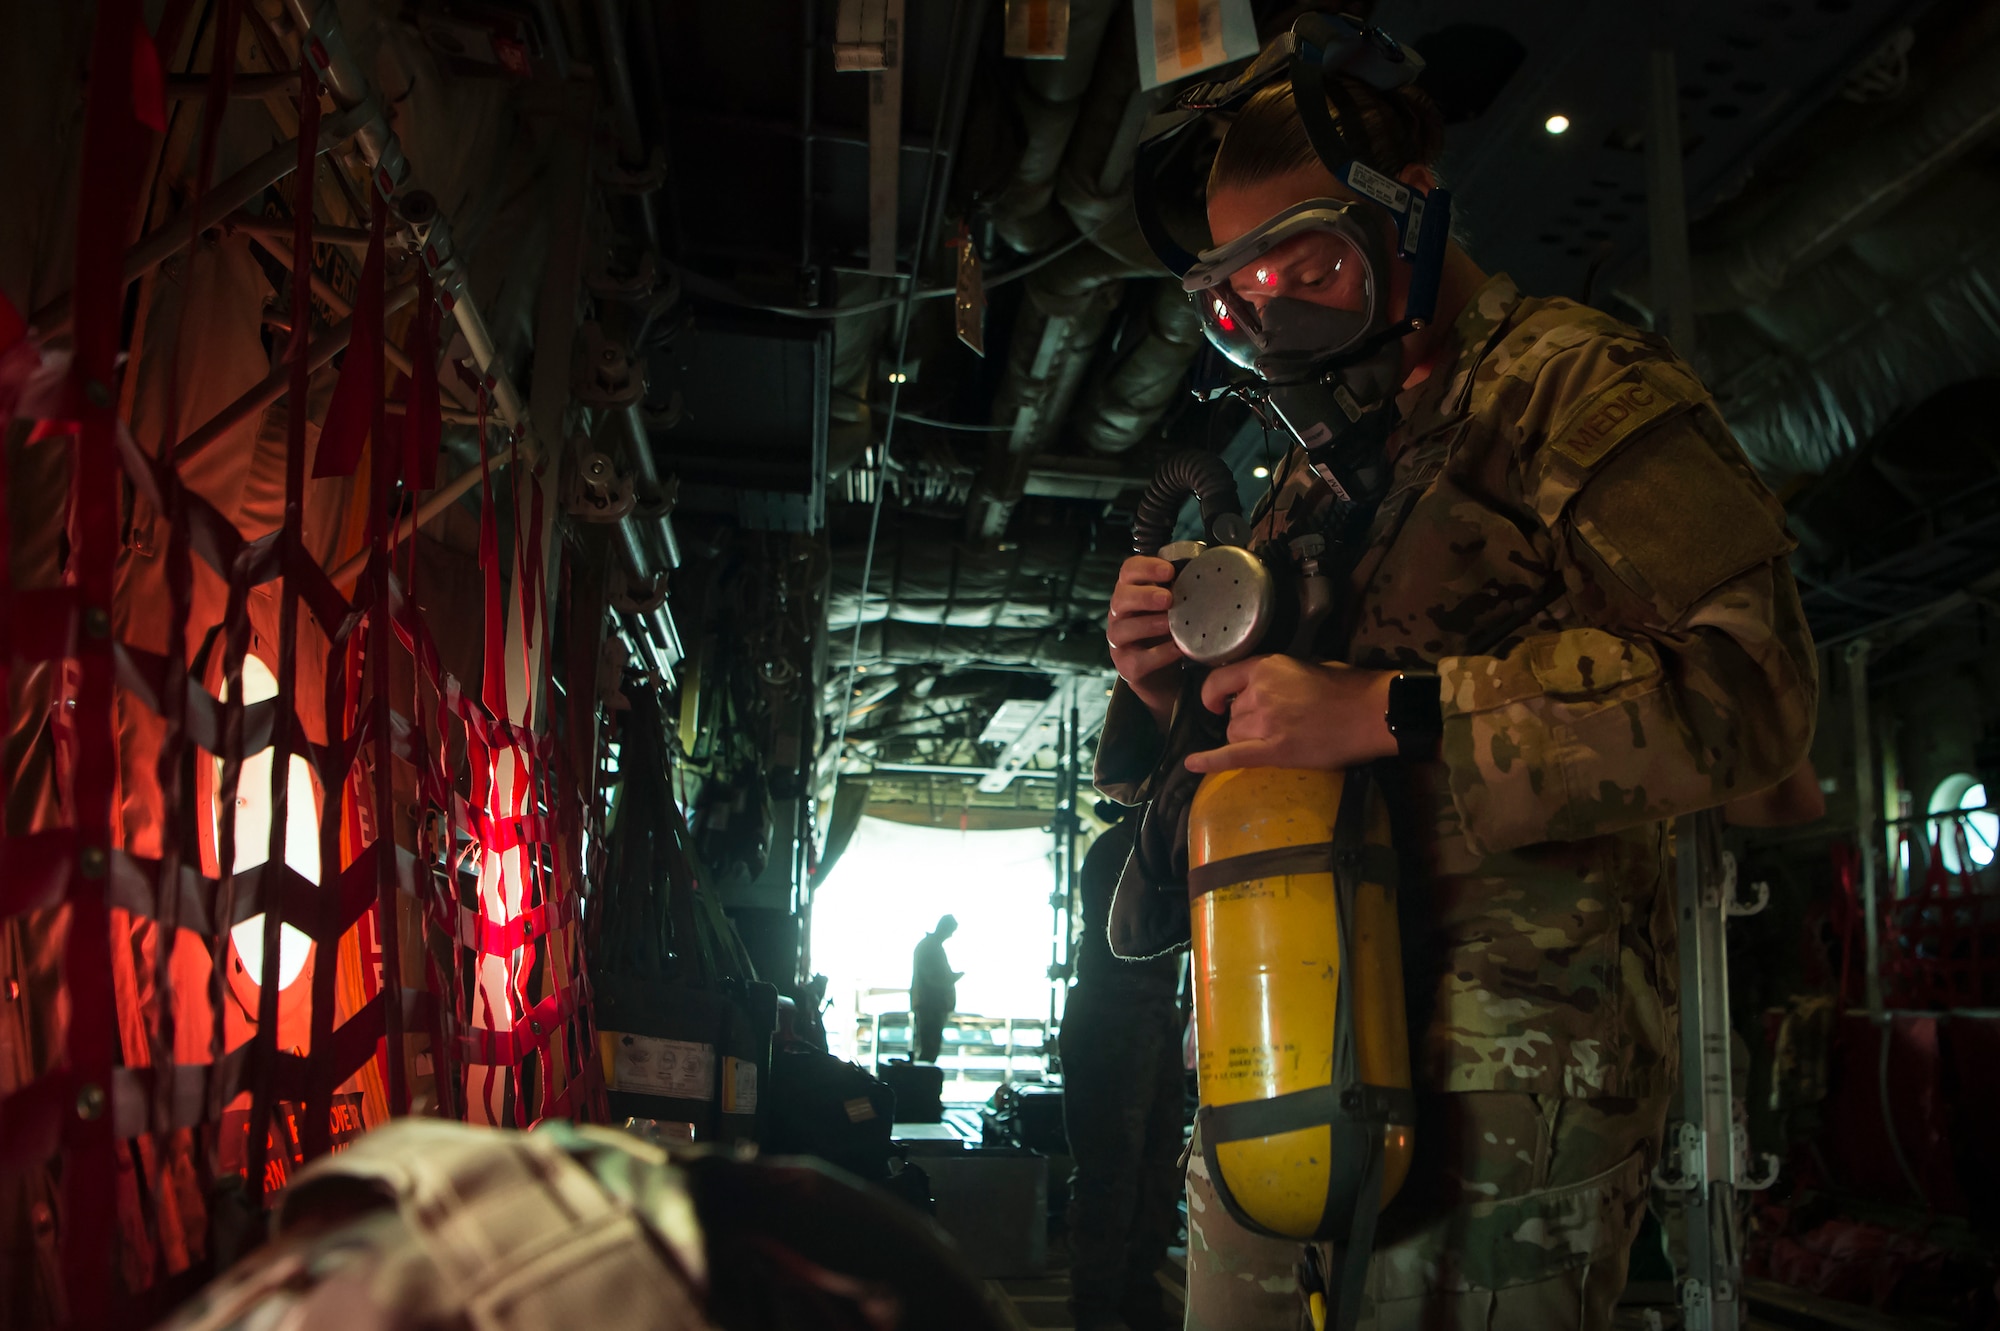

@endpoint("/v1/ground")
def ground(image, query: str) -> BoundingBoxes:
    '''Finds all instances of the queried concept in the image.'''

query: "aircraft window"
[1928,773,1998,874]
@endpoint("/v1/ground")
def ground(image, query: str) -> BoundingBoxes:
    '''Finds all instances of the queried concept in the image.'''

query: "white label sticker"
[1345,161,1411,213]
[609,1032,714,1100]
[722,1057,759,1115]
[843,1096,878,1123]
[1134,0,1257,91]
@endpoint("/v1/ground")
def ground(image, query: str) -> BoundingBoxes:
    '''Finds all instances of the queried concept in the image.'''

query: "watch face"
[1388,673,1442,757]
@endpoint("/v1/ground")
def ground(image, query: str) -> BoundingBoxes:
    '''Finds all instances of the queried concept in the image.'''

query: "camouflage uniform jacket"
[1098,274,1818,1099]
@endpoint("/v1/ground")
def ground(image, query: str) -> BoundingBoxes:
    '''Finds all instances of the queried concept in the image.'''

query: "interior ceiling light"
[1544,113,1571,135]
[888,370,909,383]
[1252,465,1271,478]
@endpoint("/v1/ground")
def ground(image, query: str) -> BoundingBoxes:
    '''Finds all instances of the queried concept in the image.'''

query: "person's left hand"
[1184,656,1398,773]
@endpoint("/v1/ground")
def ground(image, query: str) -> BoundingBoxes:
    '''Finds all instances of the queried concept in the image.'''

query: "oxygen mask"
[1132,13,1453,462]
[1185,200,1386,381]
[1185,199,1408,482]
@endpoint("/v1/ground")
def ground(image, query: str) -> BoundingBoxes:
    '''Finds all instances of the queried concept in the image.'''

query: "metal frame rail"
[1656,814,1780,1331]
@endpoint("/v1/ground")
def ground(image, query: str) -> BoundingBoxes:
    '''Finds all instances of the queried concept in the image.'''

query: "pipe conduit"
[280,0,529,437]
[970,5,1182,538]
[990,0,1123,255]
[969,240,1163,539]
[1075,280,1204,454]
[1625,33,2000,314]
[1716,166,2000,476]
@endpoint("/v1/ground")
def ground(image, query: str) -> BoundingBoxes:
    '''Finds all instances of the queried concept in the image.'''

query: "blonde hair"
[1208,79,1445,196]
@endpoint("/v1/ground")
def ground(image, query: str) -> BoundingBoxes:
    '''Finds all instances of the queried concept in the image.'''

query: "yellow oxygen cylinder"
[1188,766,1413,1239]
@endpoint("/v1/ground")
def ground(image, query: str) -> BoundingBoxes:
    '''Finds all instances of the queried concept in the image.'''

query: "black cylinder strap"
[1185,841,1400,900]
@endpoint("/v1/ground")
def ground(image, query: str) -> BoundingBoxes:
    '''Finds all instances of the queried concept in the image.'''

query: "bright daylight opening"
[1929,772,1999,874]
[812,816,1062,1103]
[220,655,319,990]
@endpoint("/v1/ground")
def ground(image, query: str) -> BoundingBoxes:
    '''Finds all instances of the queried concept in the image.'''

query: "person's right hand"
[1106,555,1184,734]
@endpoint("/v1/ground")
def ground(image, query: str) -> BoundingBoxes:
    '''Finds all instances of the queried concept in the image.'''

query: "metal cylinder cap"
[1170,544,1276,667]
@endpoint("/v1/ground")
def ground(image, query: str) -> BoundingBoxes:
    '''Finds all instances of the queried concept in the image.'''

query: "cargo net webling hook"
[0,9,604,1320]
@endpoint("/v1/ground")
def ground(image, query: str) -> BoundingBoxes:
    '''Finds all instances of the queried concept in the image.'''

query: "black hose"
[1131,450,1241,556]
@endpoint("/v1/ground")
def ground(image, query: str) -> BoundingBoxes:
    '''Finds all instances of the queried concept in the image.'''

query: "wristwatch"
[1385,672,1443,762]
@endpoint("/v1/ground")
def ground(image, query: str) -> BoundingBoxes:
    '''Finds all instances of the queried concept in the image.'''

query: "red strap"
[457,982,580,1066]
[146,0,237,1139]
[456,800,551,856]
[187,0,235,186]
[503,445,541,1030]
[0,286,24,353]
[312,184,387,478]
[508,436,542,734]
[469,385,499,813]
[0,293,22,756]
[478,406,507,719]
[470,381,512,1118]
[59,0,157,1321]
[364,183,409,1118]
[495,453,538,1123]
[406,266,442,490]
[0,830,77,920]
[241,48,323,1208]
[129,11,168,133]
[443,891,578,954]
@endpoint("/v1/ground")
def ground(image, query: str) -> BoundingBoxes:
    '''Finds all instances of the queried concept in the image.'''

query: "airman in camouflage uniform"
[1098,273,1817,1328]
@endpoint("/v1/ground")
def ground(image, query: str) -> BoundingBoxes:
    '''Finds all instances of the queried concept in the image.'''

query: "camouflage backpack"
[157,1119,1006,1331]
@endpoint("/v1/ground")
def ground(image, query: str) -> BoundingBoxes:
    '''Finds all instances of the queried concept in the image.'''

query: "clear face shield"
[1181,201,1387,384]
[1184,199,1406,494]
[1130,13,1453,500]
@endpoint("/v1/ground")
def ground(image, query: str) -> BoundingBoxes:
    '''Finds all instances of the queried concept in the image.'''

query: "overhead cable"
[668,227,1093,320]
[833,0,987,770]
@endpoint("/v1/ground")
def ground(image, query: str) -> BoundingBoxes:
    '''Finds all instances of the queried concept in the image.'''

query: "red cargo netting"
[0,12,603,1326]
[1883,814,2000,1010]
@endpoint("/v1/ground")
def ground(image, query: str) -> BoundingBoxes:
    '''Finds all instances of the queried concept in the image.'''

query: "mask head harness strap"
[1133,13,1453,330]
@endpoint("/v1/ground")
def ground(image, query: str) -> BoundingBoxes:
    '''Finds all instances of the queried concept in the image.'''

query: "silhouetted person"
[910,915,961,1063]
[1061,807,1185,1331]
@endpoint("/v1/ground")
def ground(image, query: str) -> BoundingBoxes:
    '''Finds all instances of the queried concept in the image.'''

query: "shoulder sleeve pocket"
[1570,408,1796,624]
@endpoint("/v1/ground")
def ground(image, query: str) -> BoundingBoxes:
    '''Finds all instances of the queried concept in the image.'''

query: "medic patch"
[1548,366,1692,470]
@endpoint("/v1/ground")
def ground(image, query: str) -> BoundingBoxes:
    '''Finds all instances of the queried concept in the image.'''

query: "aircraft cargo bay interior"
[3,2,1998,1330]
